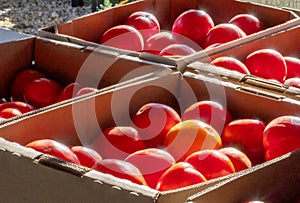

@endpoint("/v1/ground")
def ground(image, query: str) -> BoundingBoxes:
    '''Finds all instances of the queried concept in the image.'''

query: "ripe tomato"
[203,23,246,48]
[92,159,147,186]
[0,108,22,119]
[10,68,45,101]
[228,14,265,35]
[55,82,82,102]
[210,56,250,74]
[0,101,35,114]
[263,115,300,161]
[132,103,181,148]
[125,148,175,189]
[185,149,235,180]
[75,87,98,97]
[159,44,196,56]
[284,56,300,79]
[25,139,80,164]
[91,126,146,159]
[222,119,266,165]
[156,162,207,191]
[172,9,214,47]
[23,78,62,108]
[181,100,232,134]
[164,120,222,162]
[243,49,287,83]
[284,77,300,89]
[125,11,160,42]
[100,25,144,52]
[70,146,102,168]
[219,147,252,172]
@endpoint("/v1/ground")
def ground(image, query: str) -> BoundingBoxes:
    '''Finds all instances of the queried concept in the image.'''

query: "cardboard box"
[1,67,300,202]
[245,0,300,10]
[38,0,300,70]
[187,149,300,203]
[187,24,300,99]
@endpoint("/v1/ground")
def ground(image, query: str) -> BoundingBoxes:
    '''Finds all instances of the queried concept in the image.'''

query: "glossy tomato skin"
[144,32,180,55]
[203,23,246,48]
[181,100,232,135]
[172,9,214,47]
[284,56,300,79]
[10,68,45,101]
[55,82,82,102]
[0,108,22,119]
[159,44,196,56]
[100,25,144,52]
[125,11,160,42]
[244,49,287,83]
[284,77,300,88]
[156,162,207,191]
[23,78,62,108]
[75,87,98,97]
[132,103,181,148]
[125,148,175,189]
[210,56,250,74]
[92,159,147,186]
[221,119,266,165]
[263,116,300,161]
[25,139,80,164]
[70,146,102,168]
[185,149,235,180]
[91,126,146,159]
[228,14,265,35]
[219,147,252,172]
[0,101,35,114]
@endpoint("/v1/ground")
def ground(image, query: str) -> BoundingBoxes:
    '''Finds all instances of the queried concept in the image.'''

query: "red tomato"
[159,44,196,56]
[70,146,102,168]
[221,119,266,165]
[0,101,35,114]
[210,56,250,74]
[0,108,22,119]
[11,68,45,102]
[284,56,300,79]
[203,23,246,48]
[284,77,300,89]
[156,162,207,191]
[263,116,300,161]
[228,14,265,35]
[172,9,214,47]
[181,100,232,135]
[125,11,160,42]
[55,82,82,102]
[92,159,147,186]
[244,49,287,83]
[125,148,175,189]
[185,149,235,180]
[132,103,181,148]
[100,25,144,52]
[25,139,80,164]
[219,147,252,172]
[75,87,98,97]
[23,78,62,108]
[91,126,146,159]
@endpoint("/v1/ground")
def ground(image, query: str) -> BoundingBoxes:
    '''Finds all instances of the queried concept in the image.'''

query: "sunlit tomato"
[125,11,160,42]
[0,108,22,119]
[25,139,80,164]
[0,101,35,114]
[284,56,300,79]
[132,103,181,148]
[75,87,98,97]
[100,25,144,52]
[92,159,147,186]
[172,9,214,47]
[219,147,252,172]
[244,49,287,83]
[70,146,102,168]
[125,148,175,189]
[210,56,250,74]
[10,68,45,101]
[144,32,180,55]
[284,77,300,89]
[55,82,82,102]
[159,44,196,56]
[156,162,207,191]
[181,100,232,134]
[263,115,300,161]
[228,14,265,35]
[203,23,246,48]
[185,149,235,180]
[164,120,222,162]
[91,126,146,159]
[23,78,62,108]
[222,119,266,165]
